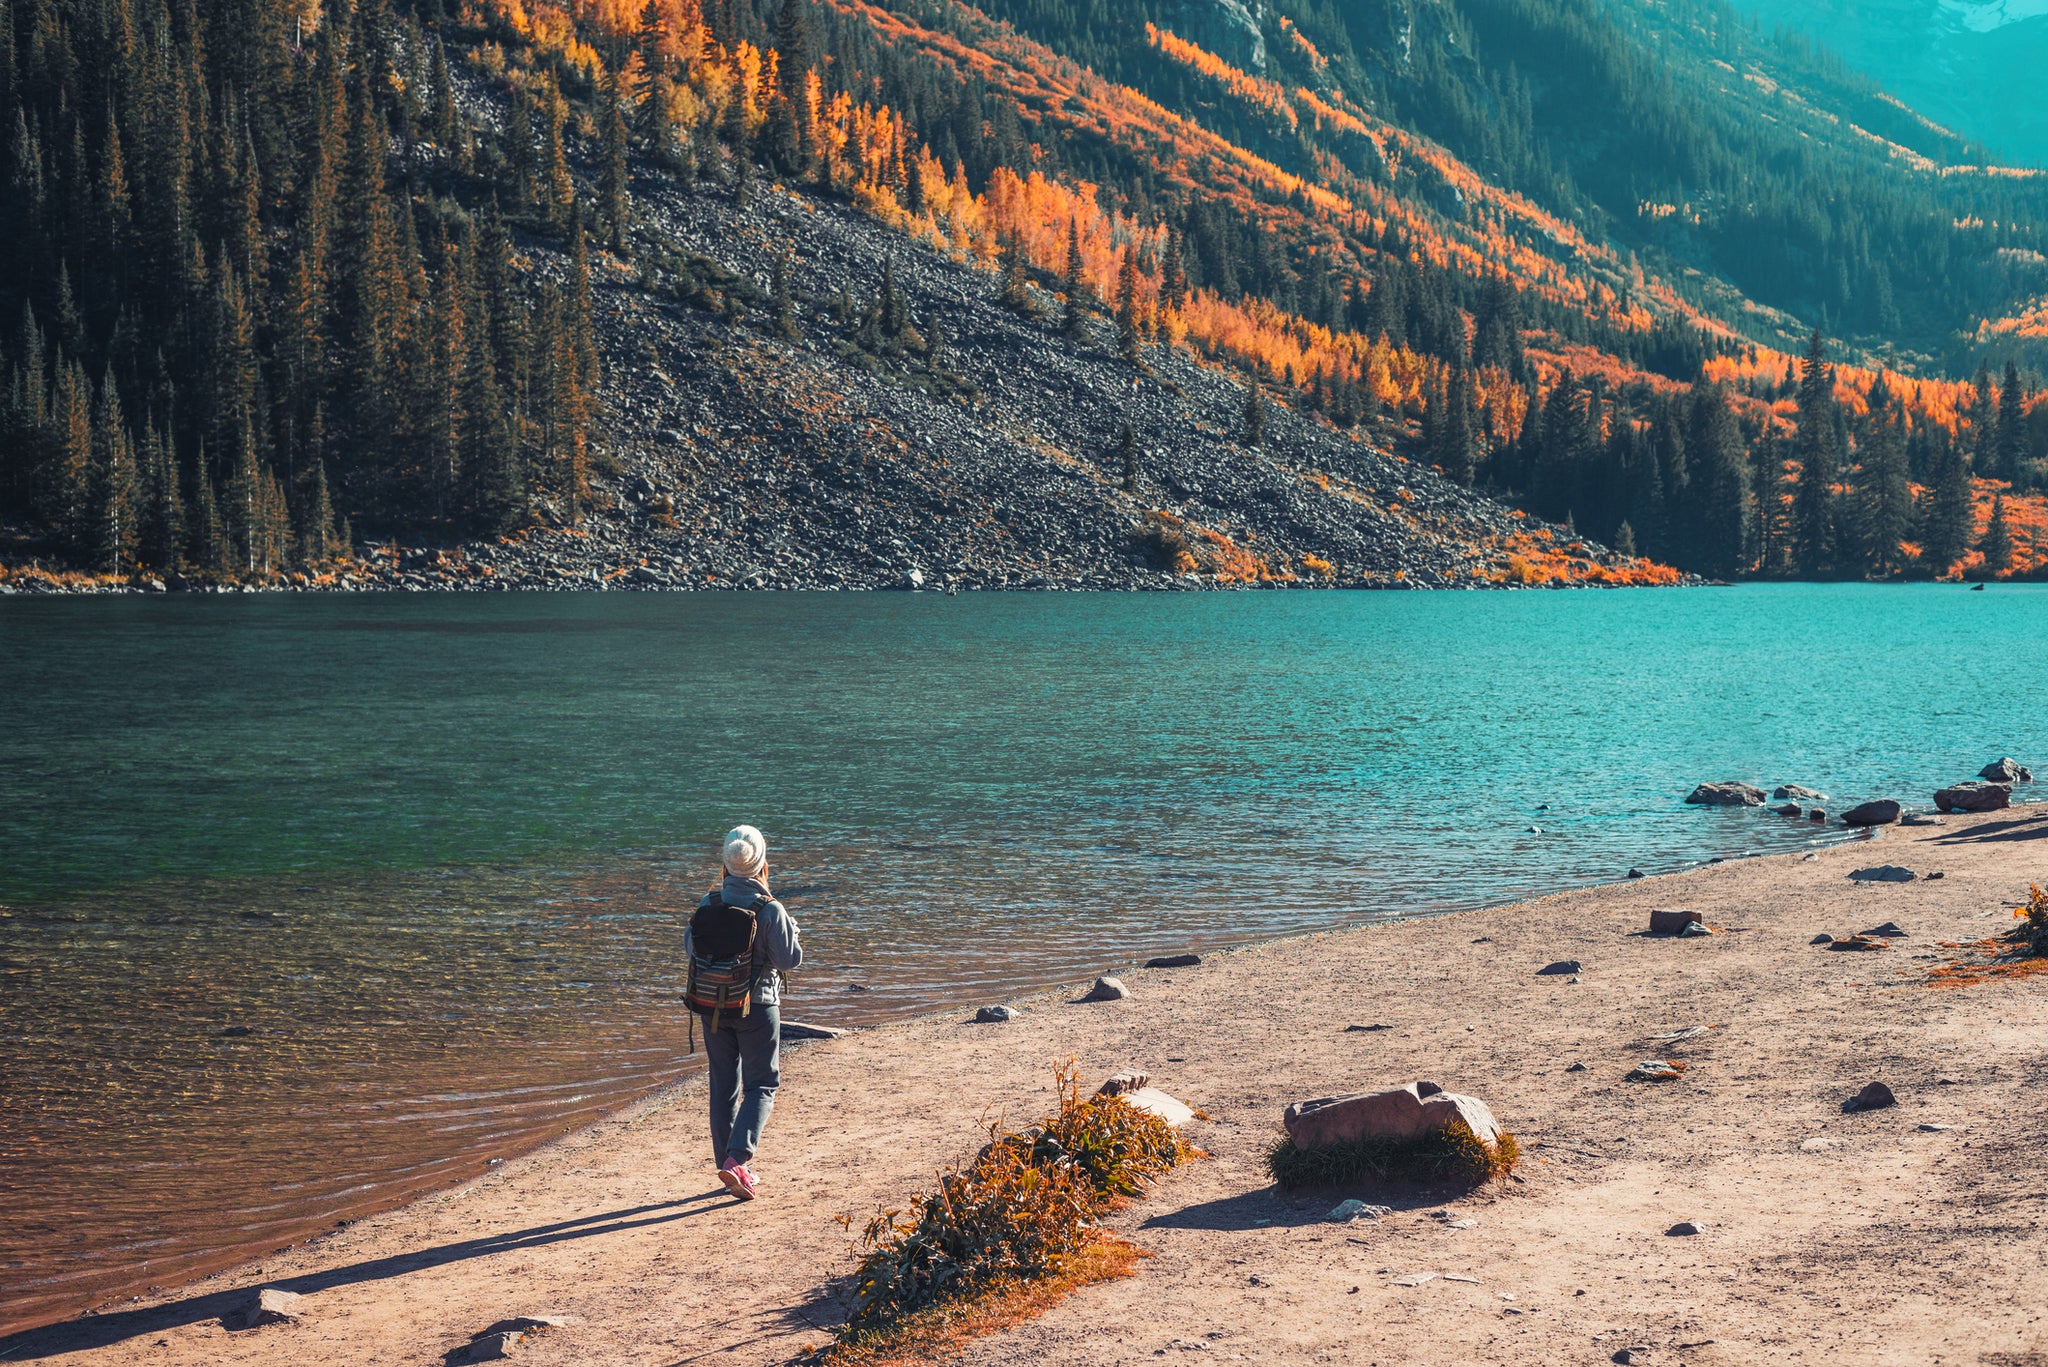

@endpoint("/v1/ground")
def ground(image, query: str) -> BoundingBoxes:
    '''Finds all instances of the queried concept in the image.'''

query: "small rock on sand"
[1859,921,1908,937]
[1565,1062,1587,1072]
[1096,1069,1149,1097]
[455,1318,575,1362]
[1648,908,1705,934]
[1537,960,1581,975]
[1123,1087,1197,1127]
[1345,1022,1392,1032]
[973,1005,1017,1023]
[1328,1199,1391,1223]
[1082,976,1129,1002]
[1935,781,2012,813]
[1845,1081,1896,1112]
[1627,1060,1684,1082]
[1686,781,1766,806]
[1811,933,1835,944]
[1145,953,1202,969]
[1667,1220,1705,1236]
[1841,799,1902,826]
[1849,865,1916,883]
[1827,934,1890,951]
[224,1287,303,1330]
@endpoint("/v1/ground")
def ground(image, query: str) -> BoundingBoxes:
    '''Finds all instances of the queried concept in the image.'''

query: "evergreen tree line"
[0,0,600,578]
[1478,331,2038,579]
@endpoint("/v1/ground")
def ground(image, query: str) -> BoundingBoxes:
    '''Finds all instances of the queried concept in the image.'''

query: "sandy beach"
[6,806,2046,1366]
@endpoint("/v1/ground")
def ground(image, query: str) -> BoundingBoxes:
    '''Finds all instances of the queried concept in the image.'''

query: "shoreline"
[7,806,2046,1364]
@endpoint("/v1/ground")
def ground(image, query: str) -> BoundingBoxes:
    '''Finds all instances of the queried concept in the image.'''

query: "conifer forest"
[4,0,2048,586]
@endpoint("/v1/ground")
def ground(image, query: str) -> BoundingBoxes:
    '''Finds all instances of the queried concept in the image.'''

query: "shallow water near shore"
[2,583,2044,1334]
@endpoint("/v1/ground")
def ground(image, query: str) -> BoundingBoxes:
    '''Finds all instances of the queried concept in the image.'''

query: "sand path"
[7,809,2046,1366]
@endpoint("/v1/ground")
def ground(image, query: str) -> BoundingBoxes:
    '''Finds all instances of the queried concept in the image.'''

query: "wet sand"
[7,807,2046,1366]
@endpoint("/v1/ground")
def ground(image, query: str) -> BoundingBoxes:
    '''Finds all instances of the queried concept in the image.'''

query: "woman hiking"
[685,824,802,1201]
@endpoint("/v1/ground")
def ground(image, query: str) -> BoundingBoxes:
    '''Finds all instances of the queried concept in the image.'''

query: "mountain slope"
[1740,0,2048,168]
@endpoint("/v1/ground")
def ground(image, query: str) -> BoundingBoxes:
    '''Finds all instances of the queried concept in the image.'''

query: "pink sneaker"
[718,1159,758,1201]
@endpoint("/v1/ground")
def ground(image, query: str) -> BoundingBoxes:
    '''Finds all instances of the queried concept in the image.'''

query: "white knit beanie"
[722,825,767,879]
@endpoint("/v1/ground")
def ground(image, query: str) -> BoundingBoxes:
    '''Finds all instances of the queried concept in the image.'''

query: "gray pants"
[700,1002,780,1167]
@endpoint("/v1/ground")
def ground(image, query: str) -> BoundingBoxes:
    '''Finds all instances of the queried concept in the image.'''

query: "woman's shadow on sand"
[0,1190,739,1360]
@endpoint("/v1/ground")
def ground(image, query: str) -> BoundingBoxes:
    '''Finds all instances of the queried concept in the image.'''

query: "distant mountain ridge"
[1742,0,2048,166]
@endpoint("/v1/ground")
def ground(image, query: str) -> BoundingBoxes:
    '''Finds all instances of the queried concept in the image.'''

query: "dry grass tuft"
[823,1237,1146,1367]
[1921,890,2048,987]
[828,1063,1193,1360]
[1265,1118,1520,1190]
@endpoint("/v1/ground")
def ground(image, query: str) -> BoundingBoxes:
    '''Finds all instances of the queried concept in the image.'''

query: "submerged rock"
[1686,781,1766,807]
[1774,784,1827,801]
[1841,799,1902,826]
[1980,757,2033,783]
[1773,802,1802,817]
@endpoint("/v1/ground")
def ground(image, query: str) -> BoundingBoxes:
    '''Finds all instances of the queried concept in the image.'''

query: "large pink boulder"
[1283,1082,1504,1152]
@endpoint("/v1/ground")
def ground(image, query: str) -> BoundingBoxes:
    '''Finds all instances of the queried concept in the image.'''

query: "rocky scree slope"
[350,178,1661,593]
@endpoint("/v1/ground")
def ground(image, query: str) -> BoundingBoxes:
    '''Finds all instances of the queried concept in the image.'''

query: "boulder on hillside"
[1980,757,2034,783]
[1282,1082,1504,1152]
[1686,781,1766,807]
[1841,799,1902,826]
[1774,784,1827,801]
[1934,781,2012,813]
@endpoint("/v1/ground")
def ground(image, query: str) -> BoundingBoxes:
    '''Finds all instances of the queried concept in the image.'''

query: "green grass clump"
[1266,1119,1520,1191]
[836,1063,1195,1346]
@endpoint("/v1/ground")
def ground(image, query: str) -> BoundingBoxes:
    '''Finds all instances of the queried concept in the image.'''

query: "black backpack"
[684,893,766,1044]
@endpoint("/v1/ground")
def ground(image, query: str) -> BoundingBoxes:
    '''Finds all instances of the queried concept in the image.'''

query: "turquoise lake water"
[2,584,2043,1333]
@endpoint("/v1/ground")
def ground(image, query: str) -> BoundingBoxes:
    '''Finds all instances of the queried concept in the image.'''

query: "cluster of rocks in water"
[1683,757,2032,826]
[8,174,1667,596]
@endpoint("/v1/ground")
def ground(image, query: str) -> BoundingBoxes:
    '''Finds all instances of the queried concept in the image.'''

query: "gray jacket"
[687,874,802,1008]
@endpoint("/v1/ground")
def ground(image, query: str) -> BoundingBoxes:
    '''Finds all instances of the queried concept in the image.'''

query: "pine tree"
[49,359,92,555]
[1243,383,1265,447]
[1613,520,1636,557]
[600,68,631,252]
[1060,218,1090,341]
[878,255,905,347]
[542,82,574,233]
[1921,441,1975,577]
[1161,226,1187,313]
[1790,328,1837,577]
[1115,246,1141,364]
[998,235,1033,315]
[1978,492,2013,578]
[1997,360,2026,483]
[1117,421,1140,493]
[87,373,138,573]
[1858,381,1913,578]
[138,426,186,572]
[1687,381,1753,579]
[1435,364,1476,485]
[772,251,799,341]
